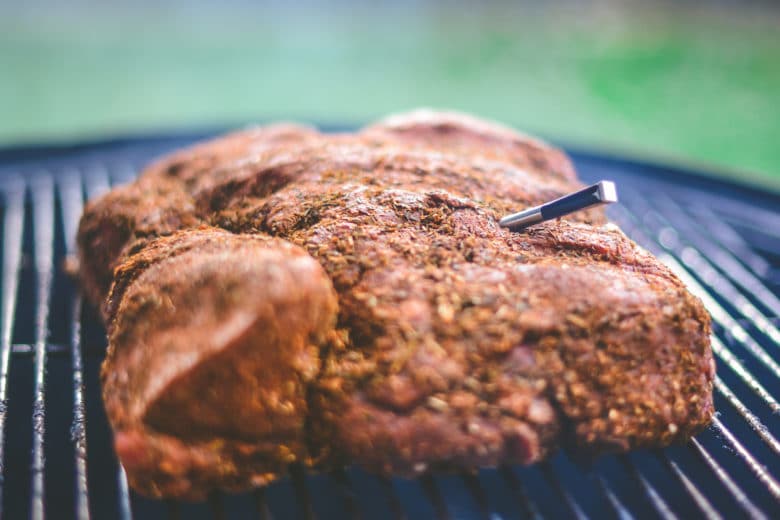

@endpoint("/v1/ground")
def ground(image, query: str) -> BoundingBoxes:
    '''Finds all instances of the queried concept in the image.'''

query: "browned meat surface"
[103,229,338,497]
[78,110,714,500]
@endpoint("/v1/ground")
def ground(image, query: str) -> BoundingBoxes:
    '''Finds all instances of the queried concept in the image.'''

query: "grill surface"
[0,133,778,519]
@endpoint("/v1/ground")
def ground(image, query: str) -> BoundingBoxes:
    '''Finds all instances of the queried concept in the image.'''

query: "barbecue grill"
[0,132,778,519]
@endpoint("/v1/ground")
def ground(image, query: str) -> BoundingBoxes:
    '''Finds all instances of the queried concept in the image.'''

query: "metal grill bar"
[710,417,780,501]
[645,208,780,346]
[30,175,55,520]
[111,162,137,186]
[661,455,722,520]
[709,335,779,412]
[499,467,542,519]
[117,466,132,520]
[619,456,677,520]
[574,460,635,520]
[686,203,771,279]
[627,189,780,321]
[714,377,780,455]
[329,469,359,520]
[84,164,134,520]
[621,191,780,380]
[0,178,25,517]
[419,475,448,520]
[69,297,88,520]
[460,473,490,520]
[58,172,89,520]
[254,487,271,520]
[689,439,767,520]
[677,242,780,342]
[594,474,632,520]
[655,193,780,317]
[2,343,97,356]
[540,463,588,520]
[378,475,405,520]
[433,475,487,520]
[58,169,82,262]
[84,164,111,201]
[665,263,780,410]
[622,456,671,518]
[290,465,315,520]
[677,188,780,236]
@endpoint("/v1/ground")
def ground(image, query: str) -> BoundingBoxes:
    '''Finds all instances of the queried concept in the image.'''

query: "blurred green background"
[1,1,779,188]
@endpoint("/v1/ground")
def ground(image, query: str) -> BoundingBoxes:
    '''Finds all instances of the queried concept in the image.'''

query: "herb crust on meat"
[78,110,714,499]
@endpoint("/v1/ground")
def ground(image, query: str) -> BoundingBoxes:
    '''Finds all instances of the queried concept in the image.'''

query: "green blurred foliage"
[0,3,778,187]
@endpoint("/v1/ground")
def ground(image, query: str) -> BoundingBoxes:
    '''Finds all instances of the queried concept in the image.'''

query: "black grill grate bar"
[117,465,133,520]
[574,461,634,520]
[610,205,780,413]
[6,343,98,356]
[254,487,272,520]
[619,456,678,520]
[710,335,778,412]
[69,297,88,520]
[689,439,767,520]
[30,174,55,520]
[88,165,134,520]
[660,455,722,520]
[58,170,82,255]
[670,187,780,238]
[110,162,137,186]
[499,467,543,520]
[616,457,668,518]
[632,192,780,339]
[654,193,780,318]
[713,377,780,456]
[58,173,89,520]
[290,464,316,520]
[329,469,360,520]
[378,475,406,520]
[83,164,111,202]
[0,178,25,517]
[620,191,780,379]
[460,473,490,520]
[419,475,448,520]
[673,237,780,342]
[540,463,588,520]
[710,417,780,501]
[685,203,771,279]
[663,267,780,410]
[593,473,633,520]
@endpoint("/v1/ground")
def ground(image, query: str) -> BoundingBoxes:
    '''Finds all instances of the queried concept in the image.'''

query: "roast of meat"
[77,110,714,499]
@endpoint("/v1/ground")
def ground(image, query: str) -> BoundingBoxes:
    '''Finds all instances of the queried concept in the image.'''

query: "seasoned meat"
[103,229,337,497]
[78,110,714,500]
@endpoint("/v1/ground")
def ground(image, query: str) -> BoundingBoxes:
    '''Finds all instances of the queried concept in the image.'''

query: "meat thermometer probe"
[499,180,618,231]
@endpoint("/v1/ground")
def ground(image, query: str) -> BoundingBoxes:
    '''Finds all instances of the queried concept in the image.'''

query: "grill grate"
[0,134,778,519]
